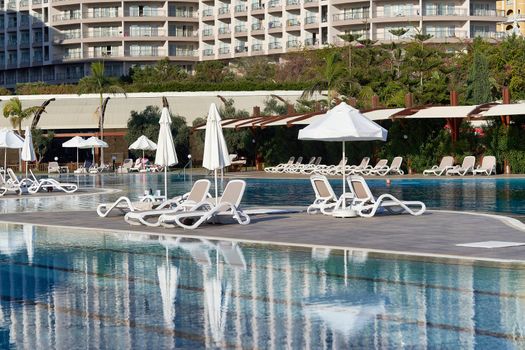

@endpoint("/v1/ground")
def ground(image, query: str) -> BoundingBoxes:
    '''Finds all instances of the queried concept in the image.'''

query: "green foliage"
[466,48,492,104]
[2,97,40,133]
[125,106,190,162]
[131,58,188,85]
[0,87,12,95]
[16,82,77,95]
[32,128,54,163]
[194,61,234,83]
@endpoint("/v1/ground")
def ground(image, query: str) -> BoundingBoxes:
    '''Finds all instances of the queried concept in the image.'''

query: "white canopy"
[481,103,525,117]
[80,136,108,148]
[155,107,178,197]
[298,102,388,142]
[364,108,405,121]
[0,128,24,149]
[62,136,86,148]
[129,135,157,151]
[404,105,479,119]
[203,103,231,203]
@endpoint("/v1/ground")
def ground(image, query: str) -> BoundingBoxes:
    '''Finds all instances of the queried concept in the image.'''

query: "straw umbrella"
[203,103,231,204]
[62,136,86,169]
[155,107,178,198]
[0,128,24,173]
[298,102,387,216]
[21,126,36,180]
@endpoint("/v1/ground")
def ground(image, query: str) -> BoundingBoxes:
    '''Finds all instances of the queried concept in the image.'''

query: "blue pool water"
[0,224,523,349]
[21,174,525,216]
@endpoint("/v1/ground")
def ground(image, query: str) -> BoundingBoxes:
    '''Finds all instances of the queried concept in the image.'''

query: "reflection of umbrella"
[0,128,24,172]
[204,277,231,344]
[0,229,25,255]
[21,126,36,180]
[298,102,387,215]
[157,248,178,327]
[155,107,178,198]
[303,295,385,337]
[203,104,231,204]
[79,136,108,164]
[160,237,213,267]
[23,224,35,264]
[62,136,86,169]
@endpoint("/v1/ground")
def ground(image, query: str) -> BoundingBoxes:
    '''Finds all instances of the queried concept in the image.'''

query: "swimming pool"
[0,224,523,349]
[25,174,525,215]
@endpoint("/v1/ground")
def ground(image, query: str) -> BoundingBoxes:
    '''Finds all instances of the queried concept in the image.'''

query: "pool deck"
[2,209,525,264]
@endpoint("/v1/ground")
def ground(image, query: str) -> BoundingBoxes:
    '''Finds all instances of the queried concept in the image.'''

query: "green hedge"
[126,80,310,93]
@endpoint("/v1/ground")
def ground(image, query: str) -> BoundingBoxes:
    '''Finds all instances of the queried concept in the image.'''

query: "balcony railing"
[235,45,248,53]
[202,48,214,56]
[375,9,418,17]
[305,16,317,25]
[287,19,300,27]
[423,8,467,16]
[169,10,197,17]
[218,27,231,34]
[61,52,82,60]
[20,39,30,46]
[125,29,164,37]
[234,25,247,33]
[269,21,282,29]
[6,1,15,9]
[471,31,506,39]
[234,4,247,12]
[304,37,318,46]
[32,56,43,63]
[86,51,122,58]
[252,23,263,30]
[171,49,196,56]
[202,29,213,36]
[304,0,318,4]
[218,7,229,15]
[32,0,42,5]
[7,41,17,48]
[202,9,213,16]
[63,32,81,39]
[20,0,28,6]
[83,12,121,19]
[423,29,467,38]
[85,31,121,38]
[251,3,264,10]
[470,9,505,16]
[53,13,81,21]
[125,10,164,17]
[268,42,282,49]
[286,0,299,5]
[168,31,198,38]
[286,40,300,48]
[126,48,164,57]
[252,43,262,51]
[268,0,281,8]
[219,47,230,54]
[333,11,370,21]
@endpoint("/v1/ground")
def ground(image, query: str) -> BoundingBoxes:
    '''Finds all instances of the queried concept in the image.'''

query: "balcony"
[234,4,247,13]
[202,9,213,17]
[202,29,213,37]
[85,31,121,38]
[268,42,282,50]
[286,0,299,6]
[32,0,42,5]
[286,40,300,48]
[268,0,281,8]
[7,41,17,49]
[472,31,506,39]
[218,47,230,54]
[218,7,230,15]
[32,56,43,63]
[6,1,15,9]
[7,61,18,68]
[125,29,165,37]
[126,48,165,57]
[252,43,263,51]
[374,9,418,18]
[171,49,196,56]
[251,3,264,10]
[333,11,369,22]
[83,12,121,19]
[423,8,467,16]
[168,31,198,39]
[202,48,214,56]
[423,29,467,38]
[60,52,82,60]
[20,0,28,6]
[170,11,197,18]
[471,9,505,17]
[234,25,247,34]
[304,37,318,46]
[125,10,165,17]
[287,19,300,28]
[53,13,81,21]
[19,39,30,47]
[86,51,122,59]
[304,0,318,6]
[269,21,282,29]
[305,16,317,25]
[234,45,248,53]
[251,23,263,31]
[218,27,231,34]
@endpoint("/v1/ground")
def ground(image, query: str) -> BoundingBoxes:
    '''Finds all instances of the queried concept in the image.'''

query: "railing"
[202,29,213,36]
[170,49,197,56]
[305,16,317,24]
[268,42,282,49]
[202,9,213,16]
[252,23,263,30]
[7,41,17,48]
[20,19,30,27]
[53,13,81,21]
[218,7,229,15]
[252,43,262,51]
[7,61,18,68]
[125,29,164,37]
[19,39,30,46]
[268,0,281,8]
[287,19,300,27]
[6,1,15,9]
[86,51,122,58]
[83,12,121,19]
[235,45,248,53]
[374,9,418,17]
[304,0,318,4]
[333,11,370,21]
[168,31,198,38]
[235,25,247,33]
[423,29,467,38]
[218,27,231,34]
[124,10,164,17]
[219,47,230,54]
[286,40,300,48]
[63,32,81,40]
[471,31,506,39]
[32,56,43,63]
[125,48,165,57]
[85,31,121,38]
[269,21,282,28]
[32,0,42,5]
[202,48,214,56]
[286,0,299,5]
[234,4,247,12]
[251,3,264,10]
[304,37,318,46]
[423,8,468,16]
[20,0,28,6]
[169,10,197,17]
[55,72,84,81]
[7,22,18,29]
[471,9,505,16]
[60,52,82,60]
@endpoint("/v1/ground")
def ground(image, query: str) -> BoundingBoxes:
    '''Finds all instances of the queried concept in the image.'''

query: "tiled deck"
[1,209,525,263]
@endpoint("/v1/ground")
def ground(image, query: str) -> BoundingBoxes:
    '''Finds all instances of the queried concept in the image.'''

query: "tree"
[302,51,347,105]
[77,61,127,163]
[2,97,40,134]
[466,49,493,104]
[338,33,361,71]
[131,58,187,85]
[194,61,233,83]
[32,128,54,164]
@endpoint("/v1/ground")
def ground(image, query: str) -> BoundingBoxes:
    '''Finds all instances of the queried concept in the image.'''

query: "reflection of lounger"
[160,236,213,266]
[217,241,246,270]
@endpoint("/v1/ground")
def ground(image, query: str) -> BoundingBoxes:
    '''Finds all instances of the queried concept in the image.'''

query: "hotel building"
[0,0,508,87]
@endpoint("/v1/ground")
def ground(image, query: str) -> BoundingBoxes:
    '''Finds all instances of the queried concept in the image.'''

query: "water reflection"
[0,225,523,348]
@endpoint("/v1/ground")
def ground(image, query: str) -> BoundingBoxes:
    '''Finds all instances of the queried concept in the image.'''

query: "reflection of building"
[0,0,506,87]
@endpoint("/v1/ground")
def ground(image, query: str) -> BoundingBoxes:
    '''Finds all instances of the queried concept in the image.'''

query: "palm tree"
[3,97,41,134]
[302,51,347,107]
[77,61,126,163]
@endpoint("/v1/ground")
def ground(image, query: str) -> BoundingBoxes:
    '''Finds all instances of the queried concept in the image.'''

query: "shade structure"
[129,135,157,165]
[79,136,108,164]
[203,103,231,203]
[155,107,179,198]
[62,136,86,169]
[21,126,36,180]
[298,102,387,215]
[0,128,24,172]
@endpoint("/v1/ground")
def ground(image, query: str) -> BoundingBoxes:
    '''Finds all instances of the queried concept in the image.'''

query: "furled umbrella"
[298,102,387,216]
[155,107,178,198]
[0,128,24,174]
[129,135,157,169]
[203,103,231,204]
[21,126,36,181]
[79,136,108,164]
[62,136,86,170]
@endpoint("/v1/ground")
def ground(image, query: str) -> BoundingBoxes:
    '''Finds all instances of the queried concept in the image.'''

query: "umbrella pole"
[76,147,79,170]
[342,141,346,209]
[3,148,6,175]
[214,169,218,205]
[164,165,168,198]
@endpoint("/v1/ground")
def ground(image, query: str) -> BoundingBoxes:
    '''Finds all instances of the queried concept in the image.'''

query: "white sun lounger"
[264,157,295,173]
[27,169,78,194]
[360,159,388,176]
[473,156,496,176]
[48,162,61,174]
[7,168,32,194]
[286,156,315,173]
[97,194,164,217]
[124,179,211,226]
[158,179,250,229]
[367,157,404,176]
[446,156,476,176]
[423,156,455,176]
[307,175,339,214]
[316,157,348,176]
[347,157,370,175]
[347,175,426,217]
[301,157,323,174]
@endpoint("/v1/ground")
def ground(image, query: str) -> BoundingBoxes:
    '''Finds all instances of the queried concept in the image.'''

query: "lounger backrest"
[307,157,316,165]
[288,157,295,164]
[187,179,211,203]
[347,176,374,202]
[481,156,496,170]
[439,156,454,169]
[220,180,246,207]
[7,168,19,184]
[310,175,337,200]
[122,159,133,168]
[229,154,238,162]
[374,159,388,169]
[339,157,348,167]
[357,157,370,169]
[461,156,476,169]
[29,169,38,182]
[390,157,403,170]
[48,161,59,169]
[295,156,303,165]
[314,157,322,166]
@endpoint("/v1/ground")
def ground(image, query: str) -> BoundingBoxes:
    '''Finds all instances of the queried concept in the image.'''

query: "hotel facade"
[0,0,509,87]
